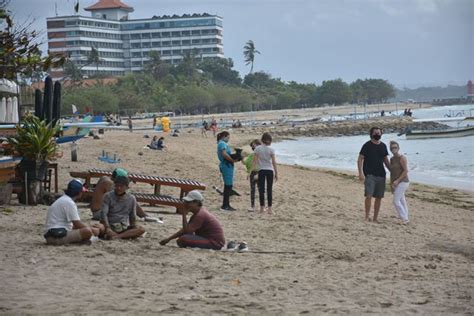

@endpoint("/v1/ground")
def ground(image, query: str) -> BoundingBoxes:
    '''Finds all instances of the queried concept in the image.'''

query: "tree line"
[62,51,396,115]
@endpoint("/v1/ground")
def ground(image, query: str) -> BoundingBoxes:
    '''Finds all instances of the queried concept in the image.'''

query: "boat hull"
[406,126,474,139]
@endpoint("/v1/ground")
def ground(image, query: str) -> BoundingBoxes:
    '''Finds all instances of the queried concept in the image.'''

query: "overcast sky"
[9,0,474,87]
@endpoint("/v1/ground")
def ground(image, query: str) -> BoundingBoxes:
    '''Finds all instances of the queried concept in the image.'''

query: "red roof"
[85,0,134,12]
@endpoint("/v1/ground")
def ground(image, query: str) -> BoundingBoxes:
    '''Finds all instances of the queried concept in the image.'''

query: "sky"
[8,0,474,88]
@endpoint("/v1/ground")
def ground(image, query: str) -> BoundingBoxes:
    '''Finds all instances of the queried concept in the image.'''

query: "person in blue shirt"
[217,131,237,211]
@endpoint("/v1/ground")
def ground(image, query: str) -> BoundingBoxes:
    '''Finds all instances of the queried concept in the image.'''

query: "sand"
[0,117,473,314]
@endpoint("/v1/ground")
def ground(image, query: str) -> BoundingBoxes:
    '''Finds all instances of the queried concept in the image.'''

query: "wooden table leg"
[154,184,161,195]
[54,164,58,193]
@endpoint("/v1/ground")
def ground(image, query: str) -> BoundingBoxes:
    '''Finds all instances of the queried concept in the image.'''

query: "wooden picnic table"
[70,169,207,210]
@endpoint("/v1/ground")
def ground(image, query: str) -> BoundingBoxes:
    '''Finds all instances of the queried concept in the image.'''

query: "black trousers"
[249,171,258,208]
[222,184,233,208]
[258,170,274,207]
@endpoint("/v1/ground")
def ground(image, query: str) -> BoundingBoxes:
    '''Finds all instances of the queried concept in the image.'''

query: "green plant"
[9,115,59,161]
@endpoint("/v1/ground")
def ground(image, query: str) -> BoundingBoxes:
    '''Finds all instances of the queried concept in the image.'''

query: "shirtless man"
[90,168,160,222]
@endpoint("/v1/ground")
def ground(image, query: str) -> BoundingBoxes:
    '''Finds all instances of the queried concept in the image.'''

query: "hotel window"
[181,31,190,36]
[191,30,201,35]
[131,34,141,39]
[142,33,151,39]
[152,42,161,47]
[162,41,170,47]
[192,39,200,44]
[142,42,150,48]
[152,32,161,38]
[172,40,180,45]
[182,40,190,45]
[171,31,180,37]
[162,32,170,37]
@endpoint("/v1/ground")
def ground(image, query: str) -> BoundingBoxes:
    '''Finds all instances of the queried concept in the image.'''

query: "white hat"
[183,190,204,202]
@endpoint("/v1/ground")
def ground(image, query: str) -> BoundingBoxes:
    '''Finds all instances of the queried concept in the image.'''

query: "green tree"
[87,46,101,73]
[316,79,352,105]
[198,58,241,85]
[243,71,282,89]
[63,60,83,81]
[176,85,213,114]
[62,85,119,114]
[0,2,64,81]
[143,50,171,81]
[243,40,260,74]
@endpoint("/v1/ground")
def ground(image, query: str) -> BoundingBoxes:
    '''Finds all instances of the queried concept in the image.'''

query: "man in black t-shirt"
[357,127,390,223]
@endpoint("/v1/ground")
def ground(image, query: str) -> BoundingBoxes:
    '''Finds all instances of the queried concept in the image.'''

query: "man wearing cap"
[44,179,104,245]
[159,190,225,250]
[90,168,159,223]
[101,175,146,240]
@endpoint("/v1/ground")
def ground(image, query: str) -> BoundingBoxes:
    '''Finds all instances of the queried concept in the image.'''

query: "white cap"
[183,190,204,202]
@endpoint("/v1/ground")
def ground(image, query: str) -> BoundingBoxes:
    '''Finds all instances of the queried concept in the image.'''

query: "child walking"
[253,132,278,214]
[243,139,261,212]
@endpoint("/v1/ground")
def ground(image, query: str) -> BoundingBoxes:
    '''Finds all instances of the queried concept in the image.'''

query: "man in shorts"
[101,175,145,240]
[159,190,225,250]
[90,168,159,223]
[44,179,104,245]
[357,127,390,223]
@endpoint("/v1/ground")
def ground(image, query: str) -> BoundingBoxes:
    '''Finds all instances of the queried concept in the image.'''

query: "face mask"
[372,134,381,141]
[223,137,229,143]
[391,148,399,154]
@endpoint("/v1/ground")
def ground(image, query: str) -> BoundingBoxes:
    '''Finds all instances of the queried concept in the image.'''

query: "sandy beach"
[0,114,473,314]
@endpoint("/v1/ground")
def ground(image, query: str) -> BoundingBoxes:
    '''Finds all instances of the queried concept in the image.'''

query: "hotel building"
[46,0,224,79]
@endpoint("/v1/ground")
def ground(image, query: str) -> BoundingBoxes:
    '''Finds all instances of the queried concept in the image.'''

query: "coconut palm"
[243,40,260,74]
[87,46,102,74]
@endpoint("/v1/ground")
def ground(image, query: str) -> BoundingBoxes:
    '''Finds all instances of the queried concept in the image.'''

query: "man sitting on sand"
[160,190,225,250]
[44,179,104,245]
[90,168,159,222]
[101,175,146,240]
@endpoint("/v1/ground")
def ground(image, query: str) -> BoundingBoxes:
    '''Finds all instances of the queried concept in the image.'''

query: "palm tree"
[87,46,102,74]
[243,40,260,74]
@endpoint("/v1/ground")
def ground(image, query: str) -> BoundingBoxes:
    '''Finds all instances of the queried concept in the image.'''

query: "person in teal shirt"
[217,131,236,211]
[243,139,261,211]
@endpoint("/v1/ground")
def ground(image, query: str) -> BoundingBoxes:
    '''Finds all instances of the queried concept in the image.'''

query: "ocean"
[273,105,474,192]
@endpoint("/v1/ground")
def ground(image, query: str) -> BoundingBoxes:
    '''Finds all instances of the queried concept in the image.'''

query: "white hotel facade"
[46,0,224,79]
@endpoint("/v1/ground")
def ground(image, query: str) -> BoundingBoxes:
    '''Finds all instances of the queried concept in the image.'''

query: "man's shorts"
[110,222,130,233]
[364,175,386,198]
[45,229,82,245]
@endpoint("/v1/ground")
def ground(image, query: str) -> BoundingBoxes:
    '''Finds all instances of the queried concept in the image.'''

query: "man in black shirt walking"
[357,127,390,223]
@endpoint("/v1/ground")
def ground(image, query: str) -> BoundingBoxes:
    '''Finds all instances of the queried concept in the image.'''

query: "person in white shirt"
[253,132,278,214]
[44,179,104,245]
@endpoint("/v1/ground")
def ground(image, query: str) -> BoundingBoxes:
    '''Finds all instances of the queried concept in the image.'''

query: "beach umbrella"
[6,97,12,122]
[12,96,19,123]
[0,97,6,123]
[34,89,43,119]
[52,81,61,126]
[43,76,53,124]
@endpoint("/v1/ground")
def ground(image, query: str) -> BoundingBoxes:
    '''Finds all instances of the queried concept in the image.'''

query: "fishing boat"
[406,126,474,140]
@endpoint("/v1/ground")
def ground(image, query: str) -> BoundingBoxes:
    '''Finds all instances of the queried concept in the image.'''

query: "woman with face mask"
[389,141,410,224]
[216,131,237,211]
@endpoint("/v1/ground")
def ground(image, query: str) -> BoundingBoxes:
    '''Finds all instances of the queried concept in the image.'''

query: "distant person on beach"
[243,139,262,212]
[210,118,218,136]
[101,175,146,240]
[389,141,410,224]
[127,117,133,132]
[44,179,104,245]
[357,127,390,223]
[90,168,159,222]
[253,132,278,214]
[159,190,225,250]
[217,131,237,211]
[202,120,209,137]
[148,136,159,149]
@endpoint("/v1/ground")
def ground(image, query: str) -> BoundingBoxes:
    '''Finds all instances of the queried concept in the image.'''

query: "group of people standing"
[358,127,410,224]
[216,131,278,214]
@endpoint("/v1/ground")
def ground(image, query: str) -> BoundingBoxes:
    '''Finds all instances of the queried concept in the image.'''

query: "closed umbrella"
[12,96,19,123]
[0,97,6,123]
[6,97,12,123]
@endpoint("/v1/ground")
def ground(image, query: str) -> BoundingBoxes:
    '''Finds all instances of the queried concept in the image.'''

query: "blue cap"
[65,179,85,196]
